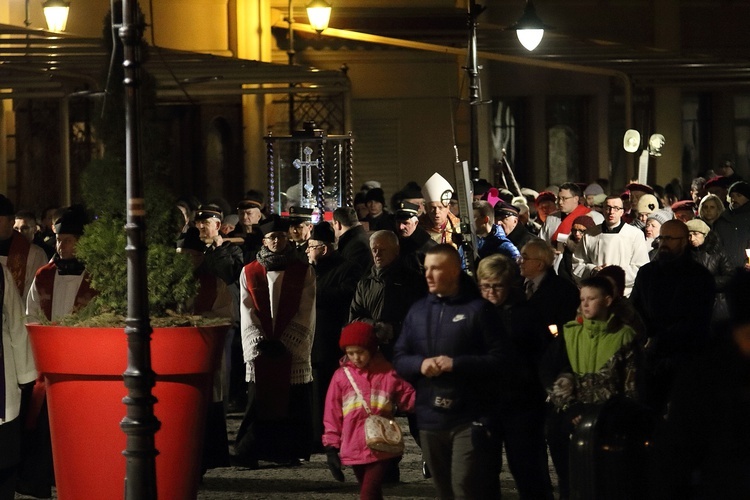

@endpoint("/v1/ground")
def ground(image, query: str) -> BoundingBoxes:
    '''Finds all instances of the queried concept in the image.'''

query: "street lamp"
[509,0,548,51]
[306,0,332,34]
[42,0,70,31]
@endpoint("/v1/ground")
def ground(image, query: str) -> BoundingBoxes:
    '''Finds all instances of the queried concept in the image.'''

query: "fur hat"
[339,321,378,353]
[310,222,335,243]
[54,205,88,236]
[364,188,386,206]
[636,194,659,215]
[686,219,710,235]
[259,216,290,235]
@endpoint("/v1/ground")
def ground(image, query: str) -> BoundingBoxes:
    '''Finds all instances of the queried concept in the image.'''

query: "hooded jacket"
[322,353,415,465]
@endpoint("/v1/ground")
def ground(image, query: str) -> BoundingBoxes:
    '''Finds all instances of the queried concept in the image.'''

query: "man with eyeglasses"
[235,216,317,468]
[539,182,603,249]
[305,222,361,454]
[572,195,650,297]
[630,220,715,415]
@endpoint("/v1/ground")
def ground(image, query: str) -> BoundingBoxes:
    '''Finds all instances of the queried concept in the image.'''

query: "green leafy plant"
[60,4,216,326]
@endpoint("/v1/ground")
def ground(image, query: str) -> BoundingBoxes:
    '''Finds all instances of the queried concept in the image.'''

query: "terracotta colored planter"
[27,324,228,500]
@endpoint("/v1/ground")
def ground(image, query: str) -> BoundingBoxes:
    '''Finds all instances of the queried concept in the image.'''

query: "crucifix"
[293,146,319,209]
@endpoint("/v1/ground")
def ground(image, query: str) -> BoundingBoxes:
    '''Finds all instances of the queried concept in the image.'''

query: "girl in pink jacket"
[323,322,415,499]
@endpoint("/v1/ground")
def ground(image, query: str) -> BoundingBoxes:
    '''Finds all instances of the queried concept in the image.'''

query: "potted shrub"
[26,5,229,499]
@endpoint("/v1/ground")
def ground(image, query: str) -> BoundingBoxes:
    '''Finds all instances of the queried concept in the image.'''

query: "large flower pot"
[27,324,228,500]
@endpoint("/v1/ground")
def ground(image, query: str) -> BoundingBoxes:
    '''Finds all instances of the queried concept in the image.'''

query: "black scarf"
[256,244,296,272]
[54,256,86,276]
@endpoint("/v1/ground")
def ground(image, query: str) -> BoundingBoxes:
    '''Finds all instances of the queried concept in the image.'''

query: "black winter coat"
[312,251,362,364]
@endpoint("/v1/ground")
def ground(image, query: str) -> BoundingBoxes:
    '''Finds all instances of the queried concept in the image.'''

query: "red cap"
[339,322,378,353]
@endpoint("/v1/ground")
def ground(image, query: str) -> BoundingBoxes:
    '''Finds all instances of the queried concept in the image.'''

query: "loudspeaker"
[623,129,641,153]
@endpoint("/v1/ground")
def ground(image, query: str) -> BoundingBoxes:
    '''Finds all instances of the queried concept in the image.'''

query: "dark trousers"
[545,407,576,499]
[351,459,392,500]
[500,407,554,500]
[0,418,21,500]
[235,381,314,462]
[420,423,495,500]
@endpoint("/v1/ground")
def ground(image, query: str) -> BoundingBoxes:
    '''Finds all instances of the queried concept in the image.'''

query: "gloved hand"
[552,374,575,399]
[325,447,344,482]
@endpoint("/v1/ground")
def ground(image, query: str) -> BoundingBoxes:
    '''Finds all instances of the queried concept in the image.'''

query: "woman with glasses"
[475,254,555,500]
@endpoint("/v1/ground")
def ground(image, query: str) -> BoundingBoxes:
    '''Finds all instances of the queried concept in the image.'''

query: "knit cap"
[339,322,378,353]
[647,209,672,226]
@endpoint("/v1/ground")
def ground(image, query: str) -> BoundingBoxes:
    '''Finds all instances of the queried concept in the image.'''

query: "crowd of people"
[1,161,750,500]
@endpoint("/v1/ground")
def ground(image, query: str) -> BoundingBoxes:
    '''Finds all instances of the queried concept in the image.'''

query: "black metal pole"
[288,0,296,133]
[467,0,484,181]
[119,1,160,499]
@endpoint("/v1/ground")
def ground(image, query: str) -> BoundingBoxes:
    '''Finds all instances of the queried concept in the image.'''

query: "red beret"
[535,191,557,205]
[671,200,696,213]
[625,183,654,194]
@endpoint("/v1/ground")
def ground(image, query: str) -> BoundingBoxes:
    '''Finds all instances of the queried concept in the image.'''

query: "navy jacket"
[393,277,506,431]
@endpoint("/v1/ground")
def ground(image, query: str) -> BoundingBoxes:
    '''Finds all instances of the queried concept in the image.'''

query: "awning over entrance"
[0,23,350,101]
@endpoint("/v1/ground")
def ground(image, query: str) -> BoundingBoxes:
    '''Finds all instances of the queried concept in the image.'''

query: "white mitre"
[423,173,454,204]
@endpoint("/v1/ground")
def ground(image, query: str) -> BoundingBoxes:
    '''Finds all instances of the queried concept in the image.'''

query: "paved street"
[17,413,555,499]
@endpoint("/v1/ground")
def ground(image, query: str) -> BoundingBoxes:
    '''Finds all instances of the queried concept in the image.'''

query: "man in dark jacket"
[396,201,436,275]
[349,230,426,360]
[712,180,750,269]
[306,221,361,451]
[393,244,506,499]
[332,206,372,272]
[630,219,715,414]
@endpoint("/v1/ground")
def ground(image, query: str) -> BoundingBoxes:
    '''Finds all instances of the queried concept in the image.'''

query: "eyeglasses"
[519,255,541,263]
[479,284,505,292]
[306,243,325,250]
[604,206,624,212]
[263,234,287,241]
[557,195,576,202]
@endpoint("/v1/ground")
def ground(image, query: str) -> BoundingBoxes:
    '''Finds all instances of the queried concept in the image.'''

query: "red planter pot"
[27,324,228,500]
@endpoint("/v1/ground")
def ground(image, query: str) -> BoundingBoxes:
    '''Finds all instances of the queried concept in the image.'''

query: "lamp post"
[287,0,332,133]
[465,0,547,181]
[119,0,159,499]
